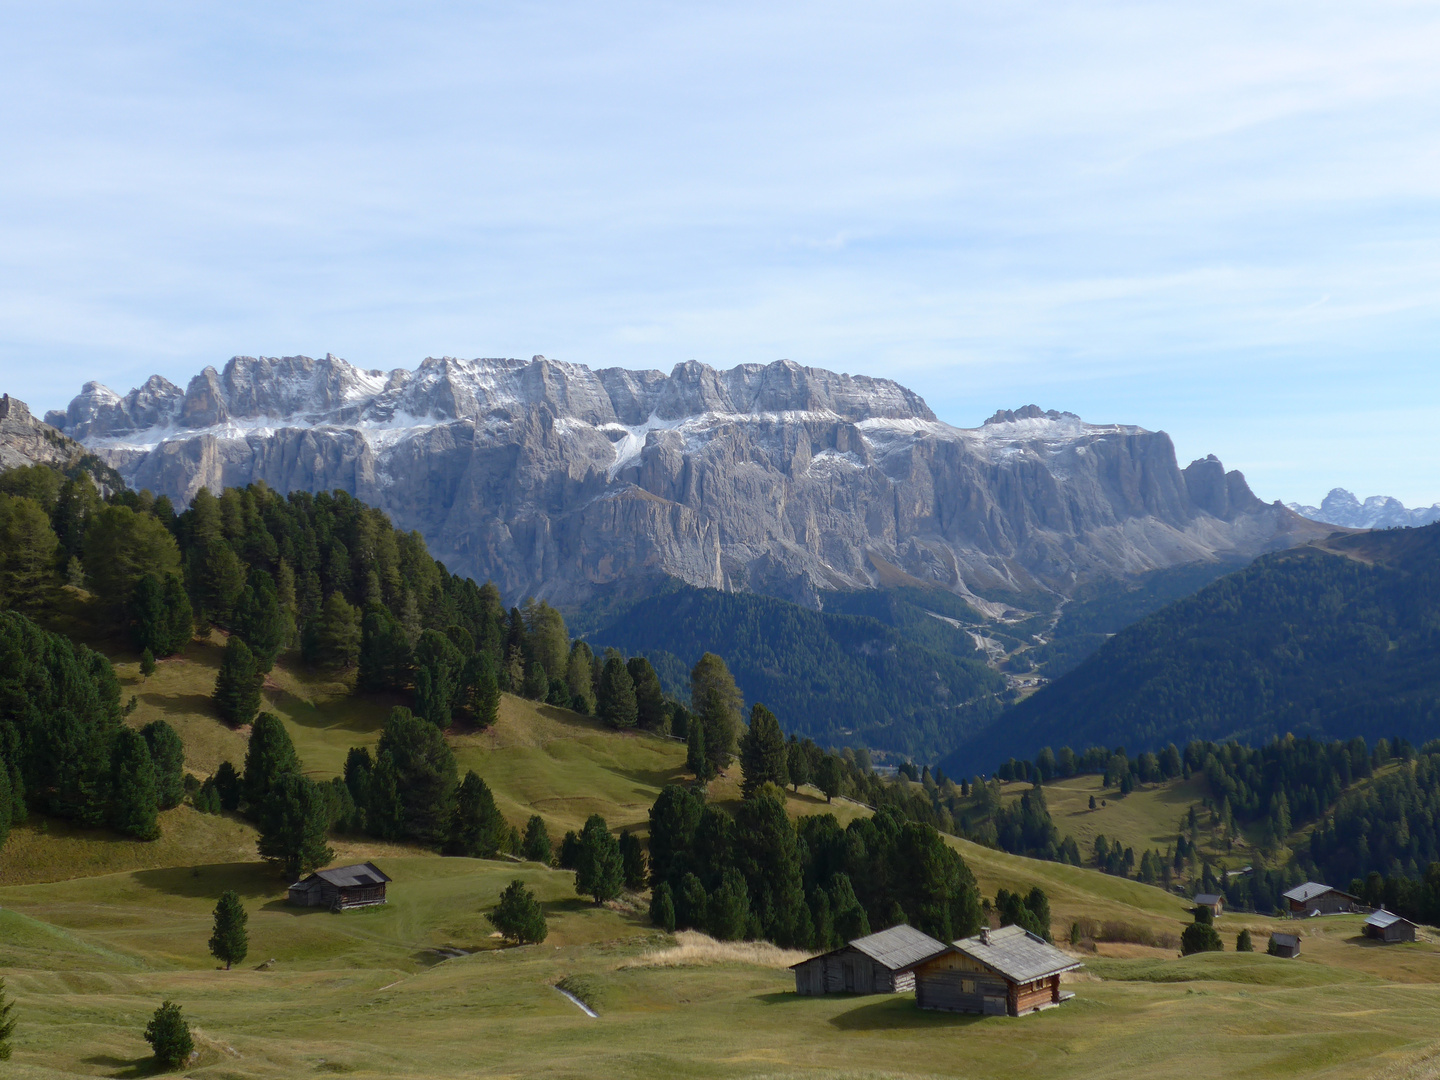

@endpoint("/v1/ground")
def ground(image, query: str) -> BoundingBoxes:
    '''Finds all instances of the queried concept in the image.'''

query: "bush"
[488,879,548,945]
[144,1000,193,1070]
[1181,921,1224,956]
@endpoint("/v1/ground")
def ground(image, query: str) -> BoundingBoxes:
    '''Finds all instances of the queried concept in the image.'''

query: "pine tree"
[739,703,789,799]
[140,648,156,679]
[786,737,810,791]
[566,640,595,713]
[358,605,413,692]
[626,656,667,731]
[309,592,361,669]
[831,872,871,942]
[488,879,548,944]
[1236,928,1254,952]
[619,830,647,890]
[0,493,60,613]
[597,656,638,729]
[110,728,159,840]
[0,976,16,1062]
[376,707,458,846]
[650,881,677,932]
[213,636,261,727]
[140,720,186,810]
[472,665,500,727]
[707,867,751,941]
[686,716,714,780]
[521,660,549,701]
[447,771,507,857]
[241,713,300,811]
[143,1000,193,1070]
[574,814,623,904]
[257,773,333,879]
[213,760,241,811]
[413,630,464,726]
[0,755,12,851]
[816,755,843,802]
[82,504,182,619]
[523,815,553,864]
[691,652,743,771]
[208,890,249,969]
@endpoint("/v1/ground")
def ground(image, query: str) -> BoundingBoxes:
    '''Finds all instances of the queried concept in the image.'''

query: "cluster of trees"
[1309,746,1440,886]
[0,610,184,845]
[1343,865,1440,928]
[647,782,982,949]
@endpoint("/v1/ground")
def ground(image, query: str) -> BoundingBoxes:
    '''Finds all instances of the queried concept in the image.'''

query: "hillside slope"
[951,523,1440,771]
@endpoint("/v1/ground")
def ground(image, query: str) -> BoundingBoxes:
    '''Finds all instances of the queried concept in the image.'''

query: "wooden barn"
[1364,909,1419,943]
[1193,893,1224,917]
[791,924,946,995]
[1283,882,1364,917]
[287,862,391,911]
[912,925,1081,1017]
[1268,932,1301,958]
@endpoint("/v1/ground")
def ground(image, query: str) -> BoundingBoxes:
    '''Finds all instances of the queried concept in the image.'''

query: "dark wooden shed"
[1364,909,1418,943]
[1268,932,1300,958]
[791,925,946,995]
[287,862,391,911]
[1282,882,1364,917]
[912,925,1081,1017]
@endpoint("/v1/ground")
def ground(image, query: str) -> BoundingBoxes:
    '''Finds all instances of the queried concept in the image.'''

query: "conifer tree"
[566,640,595,713]
[307,592,361,669]
[447,770,507,857]
[240,713,301,812]
[233,573,288,672]
[358,605,412,692]
[574,814,624,904]
[208,890,249,970]
[83,504,181,618]
[691,652,742,771]
[140,648,156,679]
[375,707,458,846]
[707,867,751,941]
[523,815,553,864]
[413,629,464,726]
[213,760,241,812]
[626,656,667,731]
[0,755,12,851]
[110,728,159,840]
[140,720,186,810]
[739,704,789,799]
[524,601,570,683]
[686,716,713,780]
[650,881,677,932]
[257,773,333,879]
[144,1001,193,1071]
[597,655,638,729]
[1236,928,1254,952]
[816,755,843,802]
[213,636,261,727]
[786,736,810,792]
[619,830,647,890]
[488,879,548,944]
[471,663,500,727]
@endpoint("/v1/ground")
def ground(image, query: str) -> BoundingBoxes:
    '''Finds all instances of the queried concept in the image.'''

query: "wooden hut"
[1364,909,1418,943]
[911,925,1082,1017]
[1193,893,1224,917]
[1268,932,1300,958]
[791,924,946,995]
[287,862,391,911]
[1282,882,1364,917]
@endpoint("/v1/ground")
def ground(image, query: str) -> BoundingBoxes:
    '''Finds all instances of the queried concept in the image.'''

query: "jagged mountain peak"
[1288,488,1440,530]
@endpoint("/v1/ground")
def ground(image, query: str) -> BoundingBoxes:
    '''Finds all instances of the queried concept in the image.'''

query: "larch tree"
[690,652,743,772]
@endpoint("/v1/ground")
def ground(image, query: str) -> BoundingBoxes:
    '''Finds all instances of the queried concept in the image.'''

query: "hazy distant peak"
[1287,488,1440,530]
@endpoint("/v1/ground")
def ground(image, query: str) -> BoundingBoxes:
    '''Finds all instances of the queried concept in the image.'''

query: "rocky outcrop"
[1,394,88,472]
[51,354,1332,606]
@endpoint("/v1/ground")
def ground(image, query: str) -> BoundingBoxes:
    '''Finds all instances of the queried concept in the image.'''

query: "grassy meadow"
[5,644,1440,1078]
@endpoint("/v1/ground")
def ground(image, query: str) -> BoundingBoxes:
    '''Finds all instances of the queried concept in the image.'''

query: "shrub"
[1181,922,1224,956]
[488,879,548,945]
[144,1001,193,1070]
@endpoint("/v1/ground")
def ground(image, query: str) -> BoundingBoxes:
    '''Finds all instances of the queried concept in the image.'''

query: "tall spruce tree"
[375,707,458,846]
[523,815,553,864]
[786,736,810,792]
[213,636,261,727]
[574,814,624,904]
[413,629,464,726]
[691,652,743,771]
[109,728,159,840]
[240,713,300,812]
[686,716,714,780]
[257,773,333,879]
[597,656,638,729]
[626,656,667,732]
[208,890,249,970]
[140,720,186,810]
[739,704,789,799]
[233,573,289,673]
[447,770,507,857]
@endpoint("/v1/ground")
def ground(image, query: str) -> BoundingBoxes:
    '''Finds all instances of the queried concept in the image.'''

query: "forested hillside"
[955,525,1440,770]
[588,585,1005,759]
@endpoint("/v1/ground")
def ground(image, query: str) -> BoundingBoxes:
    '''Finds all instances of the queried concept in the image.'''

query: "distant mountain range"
[1288,489,1440,530]
[41,353,1328,609]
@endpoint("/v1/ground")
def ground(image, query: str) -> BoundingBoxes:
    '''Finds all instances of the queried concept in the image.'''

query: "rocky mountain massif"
[1288,489,1440,531]
[46,354,1330,607]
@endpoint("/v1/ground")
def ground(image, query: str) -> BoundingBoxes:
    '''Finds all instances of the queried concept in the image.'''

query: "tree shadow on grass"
[81,1053,162,1078]
[828,997,986,1032]
[140,691,219,721]
[130,862,282,901]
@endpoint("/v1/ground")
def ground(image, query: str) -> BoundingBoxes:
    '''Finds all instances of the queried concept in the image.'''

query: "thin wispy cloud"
[0,1,1437,504]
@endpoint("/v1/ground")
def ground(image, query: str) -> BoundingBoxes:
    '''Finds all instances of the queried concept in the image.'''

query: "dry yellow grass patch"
[619,930,814,971]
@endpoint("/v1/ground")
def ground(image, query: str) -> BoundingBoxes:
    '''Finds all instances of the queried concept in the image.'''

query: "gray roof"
[1194,893,1223,906]
[292,862,391,889]
[951,924,1082,983]
[1270,932,1300,947]
[1365,909,1415,929]
[791,924,947,972]
[1282,881,1355,903]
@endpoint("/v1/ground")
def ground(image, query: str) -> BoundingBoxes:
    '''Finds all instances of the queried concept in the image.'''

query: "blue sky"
[1,2,1438,506]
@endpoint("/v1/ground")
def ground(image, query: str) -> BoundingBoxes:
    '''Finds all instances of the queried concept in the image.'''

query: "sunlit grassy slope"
[8,644,1440,1079]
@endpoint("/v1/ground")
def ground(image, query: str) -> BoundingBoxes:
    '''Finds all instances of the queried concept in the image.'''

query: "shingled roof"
[292,862,392,889]
[1365,909,1416,930]
[951,924,1082,983]
[1282,882,1357,903]
[790,924,946,972]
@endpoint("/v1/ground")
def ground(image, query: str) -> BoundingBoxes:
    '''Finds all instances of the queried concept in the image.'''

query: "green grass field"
[6,647,1440,1078]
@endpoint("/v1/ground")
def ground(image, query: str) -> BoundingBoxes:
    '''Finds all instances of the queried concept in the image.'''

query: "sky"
[1,2,1438,507]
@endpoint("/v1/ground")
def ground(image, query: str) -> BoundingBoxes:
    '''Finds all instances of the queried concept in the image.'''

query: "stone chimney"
[980,927,991,945]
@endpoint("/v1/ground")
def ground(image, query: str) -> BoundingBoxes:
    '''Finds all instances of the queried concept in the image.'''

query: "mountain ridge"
[1288,487,1440,530]
[44,353,1331,608]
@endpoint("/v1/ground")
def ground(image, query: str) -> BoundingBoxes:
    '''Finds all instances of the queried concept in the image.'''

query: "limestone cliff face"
[49,355,1329,605]
[0,394,95,473]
